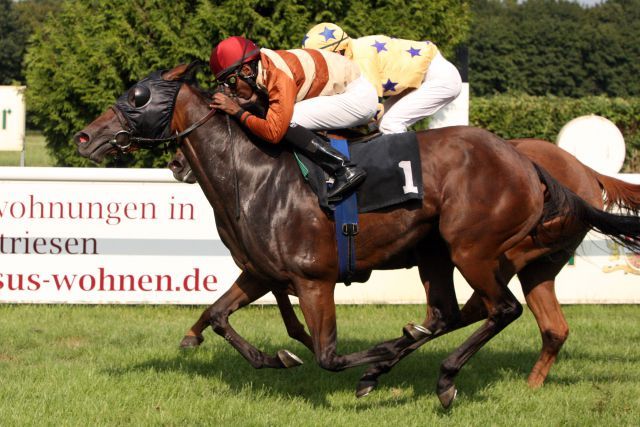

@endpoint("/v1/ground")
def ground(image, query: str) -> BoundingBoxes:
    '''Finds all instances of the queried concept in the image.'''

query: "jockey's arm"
[237,67,296,144]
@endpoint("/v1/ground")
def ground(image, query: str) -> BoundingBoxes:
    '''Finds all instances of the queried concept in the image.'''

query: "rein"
[109,105,218,152]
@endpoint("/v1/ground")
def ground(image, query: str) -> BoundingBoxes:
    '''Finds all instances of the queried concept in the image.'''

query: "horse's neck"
[187,114,286,200]
[176,89,294,255]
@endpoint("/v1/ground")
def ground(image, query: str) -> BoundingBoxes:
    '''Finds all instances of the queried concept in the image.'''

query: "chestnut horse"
[174,137,640,393]
[74,63,640,407]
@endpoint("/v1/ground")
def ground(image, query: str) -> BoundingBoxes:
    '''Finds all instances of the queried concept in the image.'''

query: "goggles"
[224,74,239,90]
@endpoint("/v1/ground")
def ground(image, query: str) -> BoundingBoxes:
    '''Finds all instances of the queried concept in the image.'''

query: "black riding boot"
[285,125,367,200]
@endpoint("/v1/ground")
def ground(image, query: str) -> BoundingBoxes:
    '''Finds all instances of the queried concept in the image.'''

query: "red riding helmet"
[209,36,260,80]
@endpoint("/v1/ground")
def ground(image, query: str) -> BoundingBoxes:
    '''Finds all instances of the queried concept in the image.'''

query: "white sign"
[0,167,240,304]
[0,167,639,304]
[0,86,26,151]
[557,115,626,175]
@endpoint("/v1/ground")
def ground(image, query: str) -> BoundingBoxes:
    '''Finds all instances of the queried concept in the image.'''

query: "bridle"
[109,103,217,153]
[108,68,218,154]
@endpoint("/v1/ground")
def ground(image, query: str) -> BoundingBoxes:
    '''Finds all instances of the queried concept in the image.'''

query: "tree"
[583,0,640,96]
[469,0,640,97]
[25,0,470,167]
[470,0,589,96]
[0,0,28,84]
[13,0,61,30]
[0,0,61,85]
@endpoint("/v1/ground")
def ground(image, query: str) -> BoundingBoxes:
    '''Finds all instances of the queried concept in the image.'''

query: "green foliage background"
[470,95,640,172]
[0,0,29,84]
[23,0,469,167]
[14,0,640,171]
[469,0,640,98]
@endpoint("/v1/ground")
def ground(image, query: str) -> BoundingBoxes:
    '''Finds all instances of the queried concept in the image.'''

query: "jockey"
[302,23,462,134]
[209,36,378,200]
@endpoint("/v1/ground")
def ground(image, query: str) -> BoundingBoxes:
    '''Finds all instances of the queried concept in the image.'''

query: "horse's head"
[74,62,201,162]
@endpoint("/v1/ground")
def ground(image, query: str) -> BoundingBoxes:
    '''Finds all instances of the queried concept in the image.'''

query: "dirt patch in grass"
[58,336,87,349]
[0,353,17,362]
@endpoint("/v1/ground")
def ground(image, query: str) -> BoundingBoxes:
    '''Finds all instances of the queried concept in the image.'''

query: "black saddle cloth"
[298,131,424,212]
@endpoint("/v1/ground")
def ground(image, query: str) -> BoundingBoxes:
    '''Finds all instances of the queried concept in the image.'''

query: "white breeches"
[379,52,462,134]
[291,76,378,130]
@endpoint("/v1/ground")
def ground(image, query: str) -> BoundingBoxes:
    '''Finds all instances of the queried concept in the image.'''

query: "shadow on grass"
[104,335,550,409]
[102,308,640,409]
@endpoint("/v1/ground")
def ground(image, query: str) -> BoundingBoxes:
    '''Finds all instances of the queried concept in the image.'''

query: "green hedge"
[470,94,640,172]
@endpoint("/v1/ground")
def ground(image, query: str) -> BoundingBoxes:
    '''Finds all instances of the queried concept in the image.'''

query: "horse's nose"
[74,131,90,146]
[168,159,183,173]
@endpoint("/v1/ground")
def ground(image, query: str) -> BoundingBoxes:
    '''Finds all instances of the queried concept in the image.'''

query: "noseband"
[109,105,217,152]
[109,69,217,153]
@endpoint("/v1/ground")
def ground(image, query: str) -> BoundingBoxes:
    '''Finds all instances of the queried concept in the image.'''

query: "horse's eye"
[128,85,151,108]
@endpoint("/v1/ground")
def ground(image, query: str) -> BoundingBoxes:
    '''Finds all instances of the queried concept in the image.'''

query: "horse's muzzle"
[73,131,114,162]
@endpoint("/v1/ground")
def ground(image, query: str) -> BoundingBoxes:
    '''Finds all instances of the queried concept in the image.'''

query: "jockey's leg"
[291,75,378,130]
[379,52,462,134]
[288,75,377,200]
[284,124,366,200]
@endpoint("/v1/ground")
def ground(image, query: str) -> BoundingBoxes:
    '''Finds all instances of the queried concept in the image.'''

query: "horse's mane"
[178,70,282,159]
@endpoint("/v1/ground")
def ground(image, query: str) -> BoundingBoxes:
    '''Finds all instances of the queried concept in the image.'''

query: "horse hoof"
[356,379,378,398]
[403,322,431,341]
[527,371,546,388]
[179,335,204,349]
[437,385,458,409]
[277,349,303,368]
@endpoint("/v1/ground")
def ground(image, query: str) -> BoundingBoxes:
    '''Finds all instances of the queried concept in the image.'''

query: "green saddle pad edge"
[294,152,310,180]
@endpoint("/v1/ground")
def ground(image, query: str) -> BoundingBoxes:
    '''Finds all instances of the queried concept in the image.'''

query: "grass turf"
[0,304,639,426]
[0,131,55,166]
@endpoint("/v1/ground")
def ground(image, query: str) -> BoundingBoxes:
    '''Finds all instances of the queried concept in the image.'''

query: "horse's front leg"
[180,307,211,348]
[193,271,303,369]
[180,289,313,355]
[273,290,314,353]
[295,279,399,372]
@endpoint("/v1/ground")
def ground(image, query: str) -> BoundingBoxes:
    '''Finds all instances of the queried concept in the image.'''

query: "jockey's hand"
[210,93,241,116]
[236,93,257,108]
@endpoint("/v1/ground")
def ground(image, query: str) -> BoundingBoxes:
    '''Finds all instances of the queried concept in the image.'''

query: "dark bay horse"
[74,63,640,407]
[174,137,640,392]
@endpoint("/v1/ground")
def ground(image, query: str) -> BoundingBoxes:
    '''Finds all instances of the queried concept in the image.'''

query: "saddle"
[229,91,424,211]
[296,131,424,212]
[293,131,424,284]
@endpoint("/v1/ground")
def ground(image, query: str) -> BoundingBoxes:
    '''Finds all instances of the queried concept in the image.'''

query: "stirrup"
[327,167,366,200]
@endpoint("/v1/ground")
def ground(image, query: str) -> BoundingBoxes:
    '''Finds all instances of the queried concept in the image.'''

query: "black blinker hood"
[115,70,184,140]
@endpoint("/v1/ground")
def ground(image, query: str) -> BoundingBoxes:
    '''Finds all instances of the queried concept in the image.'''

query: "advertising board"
[0,167,639,304]
[0,86,26,151]
[0,168,239,304]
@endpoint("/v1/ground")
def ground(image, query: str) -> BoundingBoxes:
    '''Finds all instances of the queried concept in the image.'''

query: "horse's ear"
[163,64,189,81]
[183,60,202,82]
[163,61,202,82]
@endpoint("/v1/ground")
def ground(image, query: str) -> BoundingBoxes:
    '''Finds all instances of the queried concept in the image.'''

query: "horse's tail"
[591,170,640,214]
[534,163,640,253]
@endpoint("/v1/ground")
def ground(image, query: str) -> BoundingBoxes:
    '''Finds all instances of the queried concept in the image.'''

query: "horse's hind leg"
[202,271,303,369]
[356,238,462,396]
[518,257,570,388]
[436,256,523,408]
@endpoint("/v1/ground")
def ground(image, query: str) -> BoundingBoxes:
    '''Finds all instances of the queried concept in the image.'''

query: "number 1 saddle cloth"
[296,131,424,212]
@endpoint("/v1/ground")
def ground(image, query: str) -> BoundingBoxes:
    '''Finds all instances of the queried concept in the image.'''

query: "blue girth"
[330,138,359,285]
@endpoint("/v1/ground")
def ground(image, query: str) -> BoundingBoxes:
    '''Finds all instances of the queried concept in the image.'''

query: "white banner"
[0,167,240,304]
[0,86,26,151]
[0,167,639,304]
